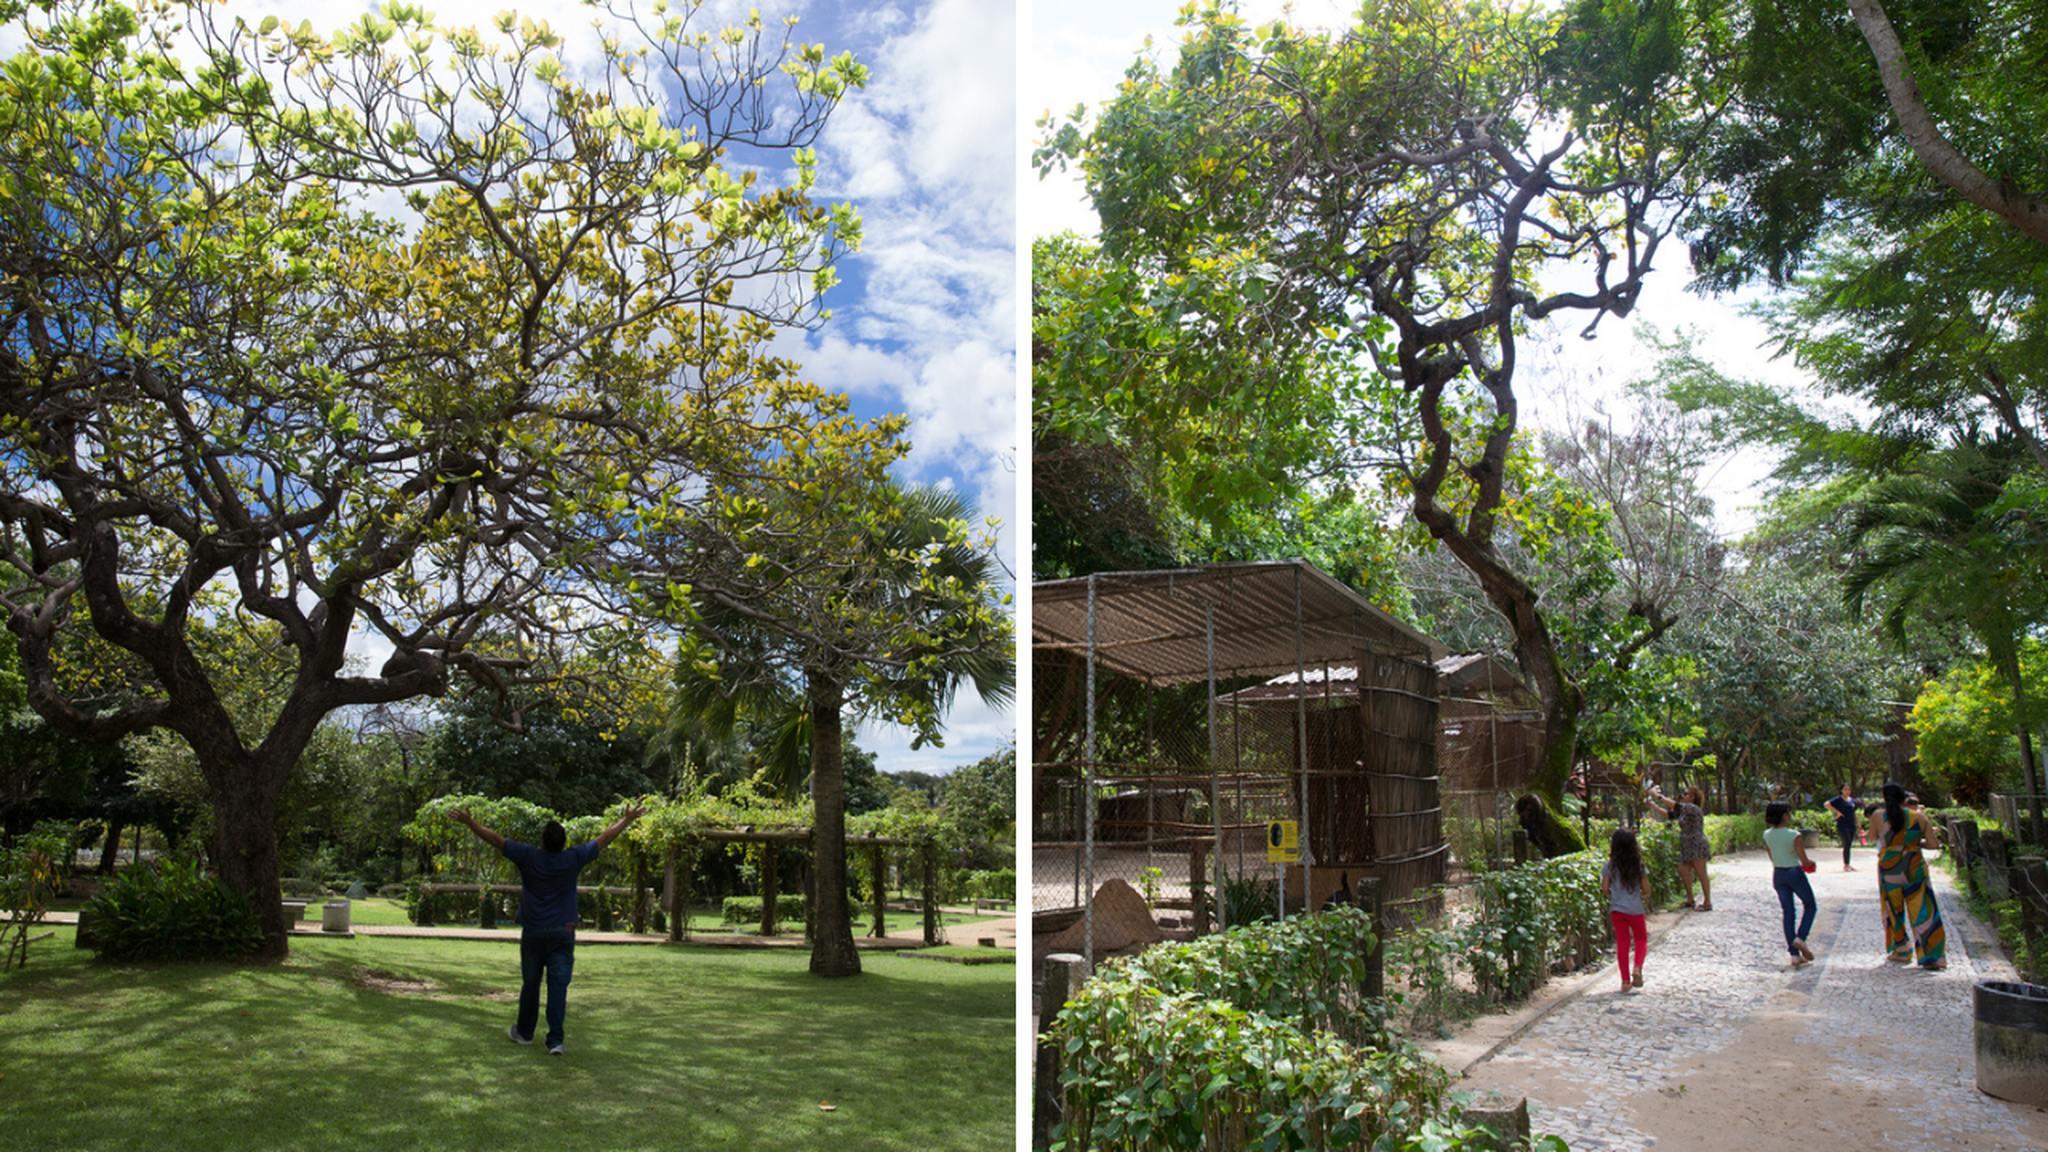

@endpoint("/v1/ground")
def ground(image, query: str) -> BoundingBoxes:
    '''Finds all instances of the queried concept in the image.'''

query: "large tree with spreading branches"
[0,0,880,956]
[1037,0,1729,845]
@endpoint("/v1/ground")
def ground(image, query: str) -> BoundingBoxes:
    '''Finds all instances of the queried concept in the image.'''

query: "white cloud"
[796,0,1017,766]
[855,687,1013,776]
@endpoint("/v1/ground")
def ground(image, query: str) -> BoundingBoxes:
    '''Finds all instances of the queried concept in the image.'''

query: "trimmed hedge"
[1046,907,1455,1151]
[964,868,1014,902]
[720,894,807,925]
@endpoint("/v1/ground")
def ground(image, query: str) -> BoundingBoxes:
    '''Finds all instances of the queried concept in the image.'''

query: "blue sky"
[785,0,1019,774]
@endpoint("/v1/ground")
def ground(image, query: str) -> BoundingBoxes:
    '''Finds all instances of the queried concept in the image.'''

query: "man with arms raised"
[448,803,646,1055]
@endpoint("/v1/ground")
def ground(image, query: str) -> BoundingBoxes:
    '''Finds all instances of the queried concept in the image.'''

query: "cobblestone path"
[1459,848,2048,1151]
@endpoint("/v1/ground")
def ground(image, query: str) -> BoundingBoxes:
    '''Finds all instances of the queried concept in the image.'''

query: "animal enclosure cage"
[1433,653,1545,868]
[1031,560,1449,965]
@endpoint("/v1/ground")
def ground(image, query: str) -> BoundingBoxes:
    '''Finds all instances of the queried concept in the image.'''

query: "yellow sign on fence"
[1266,820,1300,863]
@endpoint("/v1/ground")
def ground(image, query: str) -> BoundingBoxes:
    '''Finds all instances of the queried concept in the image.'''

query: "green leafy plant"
[81,858,262,962]
[1221,872,1276,928]
[1137,865,1165,909]
[1,820,73,970]
[720,895,808,926]
[1045,907,1442,1151]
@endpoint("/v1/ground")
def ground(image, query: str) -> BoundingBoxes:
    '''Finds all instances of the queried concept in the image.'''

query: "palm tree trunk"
[806,670,860,977]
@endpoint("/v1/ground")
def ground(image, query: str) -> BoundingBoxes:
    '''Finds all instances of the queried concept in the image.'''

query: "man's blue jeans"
[516,927,575,1047]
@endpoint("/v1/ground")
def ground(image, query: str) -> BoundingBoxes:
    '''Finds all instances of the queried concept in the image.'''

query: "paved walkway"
[1459,849,2048,1151]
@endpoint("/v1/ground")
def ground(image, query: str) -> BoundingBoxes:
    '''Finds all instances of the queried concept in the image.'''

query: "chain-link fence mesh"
[1032,564,1466,964]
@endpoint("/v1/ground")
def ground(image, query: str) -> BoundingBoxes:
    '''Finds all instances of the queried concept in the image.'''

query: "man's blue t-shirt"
[501,840,600,931]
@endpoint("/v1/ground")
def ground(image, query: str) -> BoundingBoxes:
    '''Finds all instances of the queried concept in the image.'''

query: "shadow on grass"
[0,930,1011,1152]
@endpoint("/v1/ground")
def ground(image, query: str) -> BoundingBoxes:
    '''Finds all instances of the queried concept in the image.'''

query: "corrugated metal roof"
[1213,651,1537,706]
[1031,560,1444,684]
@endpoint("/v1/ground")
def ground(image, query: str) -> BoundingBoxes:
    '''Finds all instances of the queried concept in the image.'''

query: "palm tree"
[1843,434,2048,843]
[674,480,1014,975]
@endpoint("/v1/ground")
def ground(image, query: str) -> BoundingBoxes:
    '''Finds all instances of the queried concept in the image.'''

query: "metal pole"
[1084,574,1098,969]
[1234,685,1244,880]
[1208,604,1224,930]
[1295,564,1311,916]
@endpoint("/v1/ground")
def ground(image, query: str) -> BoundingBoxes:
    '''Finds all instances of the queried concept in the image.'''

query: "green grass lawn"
[0,928,1012,1152]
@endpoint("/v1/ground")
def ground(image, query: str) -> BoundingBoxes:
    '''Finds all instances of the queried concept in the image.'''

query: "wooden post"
[922,841,939,946]
[760,839,780,936]
[1359,876,1384,1000]
[665,843,685,942]
[1035,953,1090,1147]
[478,886,496,930]
[1984,830,2012,900]
[869,840,887,938]
[417,884,436,927]
[631,849,649,935]
[1190,840,1209,934]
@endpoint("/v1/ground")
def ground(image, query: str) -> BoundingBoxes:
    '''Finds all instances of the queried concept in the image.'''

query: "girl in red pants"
[1602,829,1652,992]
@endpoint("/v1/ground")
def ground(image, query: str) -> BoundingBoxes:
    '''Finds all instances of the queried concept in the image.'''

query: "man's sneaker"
[508,1026,533,1045]
[547,1042,565,1056]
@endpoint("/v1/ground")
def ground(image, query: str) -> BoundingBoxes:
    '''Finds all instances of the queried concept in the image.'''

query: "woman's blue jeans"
[1772,866,1816,955]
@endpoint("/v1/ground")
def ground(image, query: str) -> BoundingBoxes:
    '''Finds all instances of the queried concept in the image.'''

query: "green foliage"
[720,895,807,926]
[1384,921,1464,1035]
[428,695,658,819]
[962,869,1014,902]
[1910,646,2048,803]
[0,0,886,953]
[82,859,262,962]
[1046,907,1451,1151]
[1,819,71,969]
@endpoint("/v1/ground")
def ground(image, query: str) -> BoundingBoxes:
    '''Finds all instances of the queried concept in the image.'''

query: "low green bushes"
[1388,826,1725,1024]
[720,894,807,926]
[963,868,1014,902]
[1703,813,1767,854]
[1046,907,1443,1151]
[81,858,262,962]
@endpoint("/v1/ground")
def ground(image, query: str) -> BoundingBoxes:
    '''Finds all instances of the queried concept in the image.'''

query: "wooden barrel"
[1974,980,2048,1107]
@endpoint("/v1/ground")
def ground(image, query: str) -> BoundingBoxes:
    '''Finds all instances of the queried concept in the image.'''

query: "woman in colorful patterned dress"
[1874,782,1946,970]
[1647,784,1714,911]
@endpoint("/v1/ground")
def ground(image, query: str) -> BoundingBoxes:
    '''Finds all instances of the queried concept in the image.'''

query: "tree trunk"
[207,762,289,960]
[807,670,860,977]
[96,821,122,875]
[1992,644,2047,846]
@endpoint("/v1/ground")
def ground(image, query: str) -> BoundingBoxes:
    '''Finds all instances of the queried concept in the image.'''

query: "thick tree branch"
[1846,0,2048,246]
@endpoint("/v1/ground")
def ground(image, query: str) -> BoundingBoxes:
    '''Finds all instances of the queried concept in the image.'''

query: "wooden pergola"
[419,829,942,944]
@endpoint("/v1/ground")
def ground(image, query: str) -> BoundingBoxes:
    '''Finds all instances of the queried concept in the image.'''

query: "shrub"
[1702,813,1766,854]
[1045,907,1445,1151]
[720,894,807,926]
[82,858,262,962]
[1119,905,1386,1046]
[963,868,1014,902]
[1221,872,1275,927]
[2,821,73,970]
